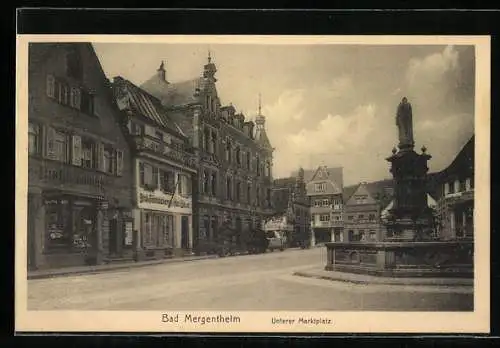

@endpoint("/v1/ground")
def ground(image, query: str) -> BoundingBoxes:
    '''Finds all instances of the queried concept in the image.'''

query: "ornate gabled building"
[269,168,310,247]
[112,76,197,260]
[299,166,344,246]
[140,55,274,249]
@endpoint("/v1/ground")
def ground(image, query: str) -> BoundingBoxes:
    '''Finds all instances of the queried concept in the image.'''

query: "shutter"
[46,75,55,98]
[187,175,192,195]
[71,134,82,166]
[152,167,159,189]
[46,126,56,159]
[116,149,124,176]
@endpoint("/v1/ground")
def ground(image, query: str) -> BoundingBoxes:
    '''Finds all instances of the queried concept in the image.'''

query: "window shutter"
[46,126,56,159]
[116,149,124,176]
[46,75,55,98]
[71,134,82,166]
[186,175,192,195]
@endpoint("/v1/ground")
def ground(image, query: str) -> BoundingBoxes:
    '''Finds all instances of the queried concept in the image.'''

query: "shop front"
[135,187,193,259]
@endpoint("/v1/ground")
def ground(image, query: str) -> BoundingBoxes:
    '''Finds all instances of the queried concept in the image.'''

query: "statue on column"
[396,97,414,149]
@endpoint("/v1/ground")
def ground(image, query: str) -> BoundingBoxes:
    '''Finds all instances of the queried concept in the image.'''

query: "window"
[160,169,175,193]
[203,170,209,194]
[266,161,271,177]
[70,87,81,109]
[178,174,191,196]
[246,151,251,169]
[141,163,157,189]
[204,128,210,152]
[103,146,116,174]
[225,139,232,162]
[226,177,232,200]
[266,188,271,204]
[448,181,455,194]
[66,47,83,80]
[369,214,375,221]
[211,173,217,196]
[163,215,174,246]
[354,195,368,204]
[348,215,353,221]
[459,179,467,192]
[247,184,252,204]
[358,214,364,220]
[80,90,95,115]
[256,156,260,176]
[320,214,330,222]
[314,183,326,192]
[156,131,164,141]
[53,131,69,163]
[46,75,55,98]
[236,146,241,167]
[28,123,40,155]
[201,216,210,240]
[80,139,95,168]
[236,182,241,202]
[348,230,354,241]
[256,186,260,204]
[359,230,366,241]
[369,231,377,241]
[211,131,217,154]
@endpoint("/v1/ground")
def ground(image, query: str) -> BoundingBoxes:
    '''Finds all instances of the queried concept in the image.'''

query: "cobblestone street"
[28,248,473,311]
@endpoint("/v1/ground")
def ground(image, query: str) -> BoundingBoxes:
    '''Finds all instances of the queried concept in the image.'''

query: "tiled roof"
[140,72,203,107]
[440,135,474,179]
[113,76,186,138]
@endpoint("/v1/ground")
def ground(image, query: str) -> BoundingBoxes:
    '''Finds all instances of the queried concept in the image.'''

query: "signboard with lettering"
[137,188,192,214]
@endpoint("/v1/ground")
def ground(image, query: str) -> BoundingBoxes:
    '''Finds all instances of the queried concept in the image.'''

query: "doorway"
[181,216,189,249]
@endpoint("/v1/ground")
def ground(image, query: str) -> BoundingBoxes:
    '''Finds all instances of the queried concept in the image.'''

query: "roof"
[440,135,474,179]
[343,174,442,207]
[140,72,203,107]
[113,76,186,138]
[295,166,344,188]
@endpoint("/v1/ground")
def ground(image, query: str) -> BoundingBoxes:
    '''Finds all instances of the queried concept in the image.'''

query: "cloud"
[273,104,378,181]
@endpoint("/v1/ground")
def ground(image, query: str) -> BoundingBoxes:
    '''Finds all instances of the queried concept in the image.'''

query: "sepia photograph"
[16,35,490,333]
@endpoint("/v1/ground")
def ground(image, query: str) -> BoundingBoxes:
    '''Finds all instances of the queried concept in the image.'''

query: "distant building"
[435,136,474,240]
[140,56,274,249]
[269,168,310,246]
[27,43,133,270]
[112,76,198,259]
[299,166,343,246]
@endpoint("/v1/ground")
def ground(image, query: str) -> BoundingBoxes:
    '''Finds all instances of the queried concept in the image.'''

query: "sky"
[93,42,475,186]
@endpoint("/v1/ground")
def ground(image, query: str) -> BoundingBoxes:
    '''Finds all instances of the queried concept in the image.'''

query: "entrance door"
[181,216,189,249]
[109,218,118,255]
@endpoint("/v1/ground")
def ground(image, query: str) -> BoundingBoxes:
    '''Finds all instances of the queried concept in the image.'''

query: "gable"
[346,184,377,206]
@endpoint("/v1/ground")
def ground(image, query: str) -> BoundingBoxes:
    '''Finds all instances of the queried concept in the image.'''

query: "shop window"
[163,215,174,246]
[28,122,40,155]
[144,213,153,246]
[201,215,210,240]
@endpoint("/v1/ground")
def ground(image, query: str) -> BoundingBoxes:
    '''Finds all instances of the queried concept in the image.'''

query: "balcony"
[133,135,196,169]
[311,220,343,228]
[28,157,109,196]
[443,189,474,204]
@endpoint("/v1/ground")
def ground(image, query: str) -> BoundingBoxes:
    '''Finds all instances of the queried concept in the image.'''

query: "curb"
[28,255,219,280]
[292,271,474,287]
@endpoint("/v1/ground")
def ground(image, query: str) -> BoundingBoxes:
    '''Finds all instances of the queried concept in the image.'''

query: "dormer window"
[66,47,83,80]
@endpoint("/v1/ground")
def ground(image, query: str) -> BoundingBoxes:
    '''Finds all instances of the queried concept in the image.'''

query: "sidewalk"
[28,254,218,280]
[293,267,474,287]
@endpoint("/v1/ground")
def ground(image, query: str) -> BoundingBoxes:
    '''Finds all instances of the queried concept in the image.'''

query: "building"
[299,166,343,246]
[112,76,198,259]
[343,176,441,242]
[435,135,474,240]
[268,168,310,247]
[27,43,133,270]
[140,55,274,249]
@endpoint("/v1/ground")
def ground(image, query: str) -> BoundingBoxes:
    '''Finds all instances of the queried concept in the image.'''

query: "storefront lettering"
[139,192,191,209]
